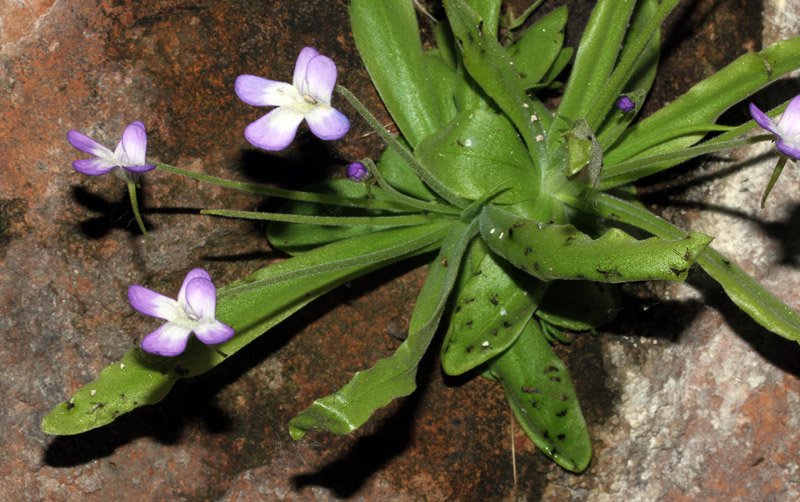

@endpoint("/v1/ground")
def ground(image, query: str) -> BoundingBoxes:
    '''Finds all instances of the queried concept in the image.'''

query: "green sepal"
[479,204,713,282]
[415,108,537,204]
[288,219,479,439]
[507,6,567,90]
[41,222,450,435]
[350,0,447,147]
[441,252,547,375]
[536,281,620,332]
[490,319,591,472]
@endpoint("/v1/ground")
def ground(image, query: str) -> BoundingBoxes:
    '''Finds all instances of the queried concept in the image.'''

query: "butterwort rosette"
[128,268,234,356]
[235,47,350,151]
[67,121,155,178]
[749,94,800,160]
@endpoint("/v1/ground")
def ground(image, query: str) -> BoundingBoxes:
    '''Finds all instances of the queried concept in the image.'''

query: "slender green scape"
[45,0,800,475]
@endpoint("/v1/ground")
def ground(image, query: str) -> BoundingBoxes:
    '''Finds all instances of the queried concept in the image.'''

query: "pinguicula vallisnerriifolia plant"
[44,0,800,474]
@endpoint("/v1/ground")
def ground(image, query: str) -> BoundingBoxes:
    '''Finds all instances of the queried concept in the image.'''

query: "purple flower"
[346,161,369,182]
[749,95,800,160]
[67,121,155,176]
[235,47,350,151]
[616,96,635,113]
[128,268,234,357]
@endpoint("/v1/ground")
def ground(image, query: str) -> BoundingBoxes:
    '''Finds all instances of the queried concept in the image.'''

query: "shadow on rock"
[290,338,438,498]
[690,269,800,378]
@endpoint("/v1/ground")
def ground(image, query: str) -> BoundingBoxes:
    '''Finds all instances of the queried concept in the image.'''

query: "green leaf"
[540,47,573,88]
[444,0,547,168]
[490,319,591,472]
[350,0,447,147]
[266,179,403,253]
[595,0,660,149]
[442,252,546,375]
[479,204,713,282]
[376,145,440,202]
[551,0,636,143]
[507,6,567,90]
[536,280,620,332]
[581,0,680,133]
[41,223,450,435]
[464,0,501,37]
[591,193,800,344]
[606,36,800,165]
[424,52,459,124]
[415,108,537,204]
[289,219,479,438]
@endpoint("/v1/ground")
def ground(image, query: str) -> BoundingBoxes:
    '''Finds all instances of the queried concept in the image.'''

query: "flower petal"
[67,130,114,159]
[184,277,217,320]
[293,47,320,90]
[141,322,192,357]
[123,163,156,174]
[776,94,800,139]
[749,103,779,135]
[235,75,299,108]
[194,320,234,345]
[303,55,337,104]
[72,158,117,176]
[244,107,304,151]
[128,285,180,321]
[305,106,350,141]
[776,139,800,160]
[177,268,212,306]
[121,122,148,166]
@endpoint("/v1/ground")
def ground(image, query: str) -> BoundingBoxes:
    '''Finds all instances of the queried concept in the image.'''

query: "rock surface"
[0,0,797,500]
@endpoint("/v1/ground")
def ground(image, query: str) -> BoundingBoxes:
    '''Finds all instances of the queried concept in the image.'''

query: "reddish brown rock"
[0,0,797,500]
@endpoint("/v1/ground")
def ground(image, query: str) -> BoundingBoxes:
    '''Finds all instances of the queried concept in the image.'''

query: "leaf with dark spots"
[441,251,546,376]
[489,320,591,473]
[480,204,712,283]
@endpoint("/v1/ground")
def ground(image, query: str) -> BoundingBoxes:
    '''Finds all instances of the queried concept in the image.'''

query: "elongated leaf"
[376,145,440,202]
[351,0,446,147]
[508,6,567,89]
[415,108,537,204]
[442,252,546,375]
[289,219,479,438]
[552,0,636,143]
[267,179,415,253]
[41,223,450,435]
[490,319,591,472]
[596,0,660,149]
[582,0,680,132]
[606,37,800,165]
[444,0,547,168]
[465,0,501,37]
[536,280,620,331]
[479,204,712,282]
[424,52,459,123]
[592,193,800,343]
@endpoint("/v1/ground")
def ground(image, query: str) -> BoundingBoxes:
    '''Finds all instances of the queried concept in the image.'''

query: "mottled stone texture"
[1,0,798,500]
